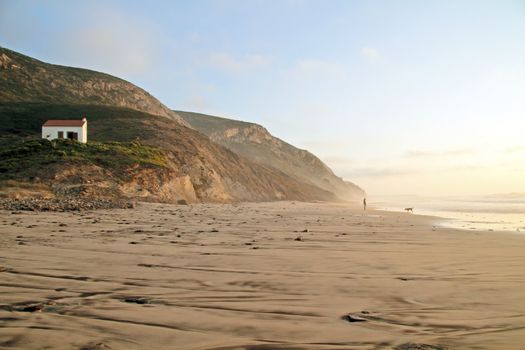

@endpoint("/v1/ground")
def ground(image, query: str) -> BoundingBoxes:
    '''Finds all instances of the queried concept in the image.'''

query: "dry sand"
[1,201,524,350]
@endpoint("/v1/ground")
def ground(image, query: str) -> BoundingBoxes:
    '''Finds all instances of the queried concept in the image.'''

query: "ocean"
[373,194,525,233]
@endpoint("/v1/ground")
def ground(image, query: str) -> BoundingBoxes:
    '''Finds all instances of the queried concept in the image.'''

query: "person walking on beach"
[363,197,367,211]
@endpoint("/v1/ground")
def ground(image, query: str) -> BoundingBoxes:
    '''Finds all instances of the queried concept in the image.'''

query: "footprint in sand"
[79,341,112,350]
[121,296,150,305]
[394,343,447,350]
[341,313,367,322]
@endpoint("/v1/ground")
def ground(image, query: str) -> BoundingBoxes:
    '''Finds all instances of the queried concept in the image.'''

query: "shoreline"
[1,201,525,349]
[371,195,525,234]
[372,204,525,234]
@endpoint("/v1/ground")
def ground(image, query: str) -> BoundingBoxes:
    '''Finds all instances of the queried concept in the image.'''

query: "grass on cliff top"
[0,137,168,180]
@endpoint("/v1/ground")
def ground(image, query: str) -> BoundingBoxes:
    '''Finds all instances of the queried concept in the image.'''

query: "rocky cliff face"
[0,47,187,126]
[177,111,365,201]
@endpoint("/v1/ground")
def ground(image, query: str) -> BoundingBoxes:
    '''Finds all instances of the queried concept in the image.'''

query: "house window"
[58,131,64,139]
[67,132,78,141]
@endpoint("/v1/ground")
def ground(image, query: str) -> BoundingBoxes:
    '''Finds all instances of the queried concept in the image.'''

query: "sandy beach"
[1,201,524,350]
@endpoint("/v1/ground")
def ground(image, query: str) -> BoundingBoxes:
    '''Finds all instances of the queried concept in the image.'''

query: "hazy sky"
[1,0,524,196]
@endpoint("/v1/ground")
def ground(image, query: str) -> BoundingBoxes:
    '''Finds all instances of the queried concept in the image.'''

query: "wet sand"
[1,201,524,349]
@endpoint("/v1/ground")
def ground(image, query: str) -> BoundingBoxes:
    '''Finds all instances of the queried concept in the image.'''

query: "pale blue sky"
[1,0,524,195]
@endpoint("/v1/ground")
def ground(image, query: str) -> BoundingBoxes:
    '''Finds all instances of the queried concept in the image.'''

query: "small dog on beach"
[404,207,413,213]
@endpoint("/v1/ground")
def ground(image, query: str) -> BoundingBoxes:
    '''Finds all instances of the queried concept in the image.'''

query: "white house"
[42,118,87,143]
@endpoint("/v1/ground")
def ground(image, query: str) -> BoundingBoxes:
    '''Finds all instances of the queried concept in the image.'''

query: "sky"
[1,0,524,196]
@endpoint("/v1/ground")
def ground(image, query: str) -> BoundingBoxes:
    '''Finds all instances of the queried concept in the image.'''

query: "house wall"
[42,125,87,143]
[83,122,87,143]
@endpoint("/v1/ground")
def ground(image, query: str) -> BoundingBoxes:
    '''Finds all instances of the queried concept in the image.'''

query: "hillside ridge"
[0,47,188,126]
[177,110,365,200]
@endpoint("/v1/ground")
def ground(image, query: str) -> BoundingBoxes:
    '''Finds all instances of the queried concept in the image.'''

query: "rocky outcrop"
[0,197,134,211]
[178,111,365,201]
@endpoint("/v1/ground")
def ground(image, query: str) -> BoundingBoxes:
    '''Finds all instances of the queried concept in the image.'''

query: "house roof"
[43,119,86,127]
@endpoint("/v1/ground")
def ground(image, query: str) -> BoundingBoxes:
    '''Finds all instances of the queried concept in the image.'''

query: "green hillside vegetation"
[0,102,235,170]
[1,102,170,140]
[0,138,168,181]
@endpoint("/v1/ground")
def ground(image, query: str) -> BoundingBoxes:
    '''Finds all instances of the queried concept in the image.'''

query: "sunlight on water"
[373,194,525,233]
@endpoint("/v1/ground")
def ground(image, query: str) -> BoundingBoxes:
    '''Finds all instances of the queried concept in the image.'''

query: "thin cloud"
[187,32,203,43]
[447,164,486,171]
[209,52,273,73]
[55,3,163,77]
[346,167,418,178]
[405,149,474,158]
[180,95,213,111]
[302,140,349,151]
[321,155,355,165]
[360,47,379,60]
[504,146,525,154]
[69,27,154,75]
[290,59,347,78]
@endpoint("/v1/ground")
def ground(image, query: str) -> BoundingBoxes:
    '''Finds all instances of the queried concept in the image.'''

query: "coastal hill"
[177,111,364,201]
[0,47,188,126]
[0,47,362,203]
[0,103,333,203]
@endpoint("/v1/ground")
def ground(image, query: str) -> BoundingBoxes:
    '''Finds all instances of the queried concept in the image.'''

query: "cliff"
[177,111,365,201]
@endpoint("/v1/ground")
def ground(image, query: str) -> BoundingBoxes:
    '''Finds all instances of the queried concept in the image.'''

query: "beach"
[1,201,525,350]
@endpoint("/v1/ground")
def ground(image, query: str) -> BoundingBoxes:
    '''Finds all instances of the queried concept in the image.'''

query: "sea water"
[373,194,525,233]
